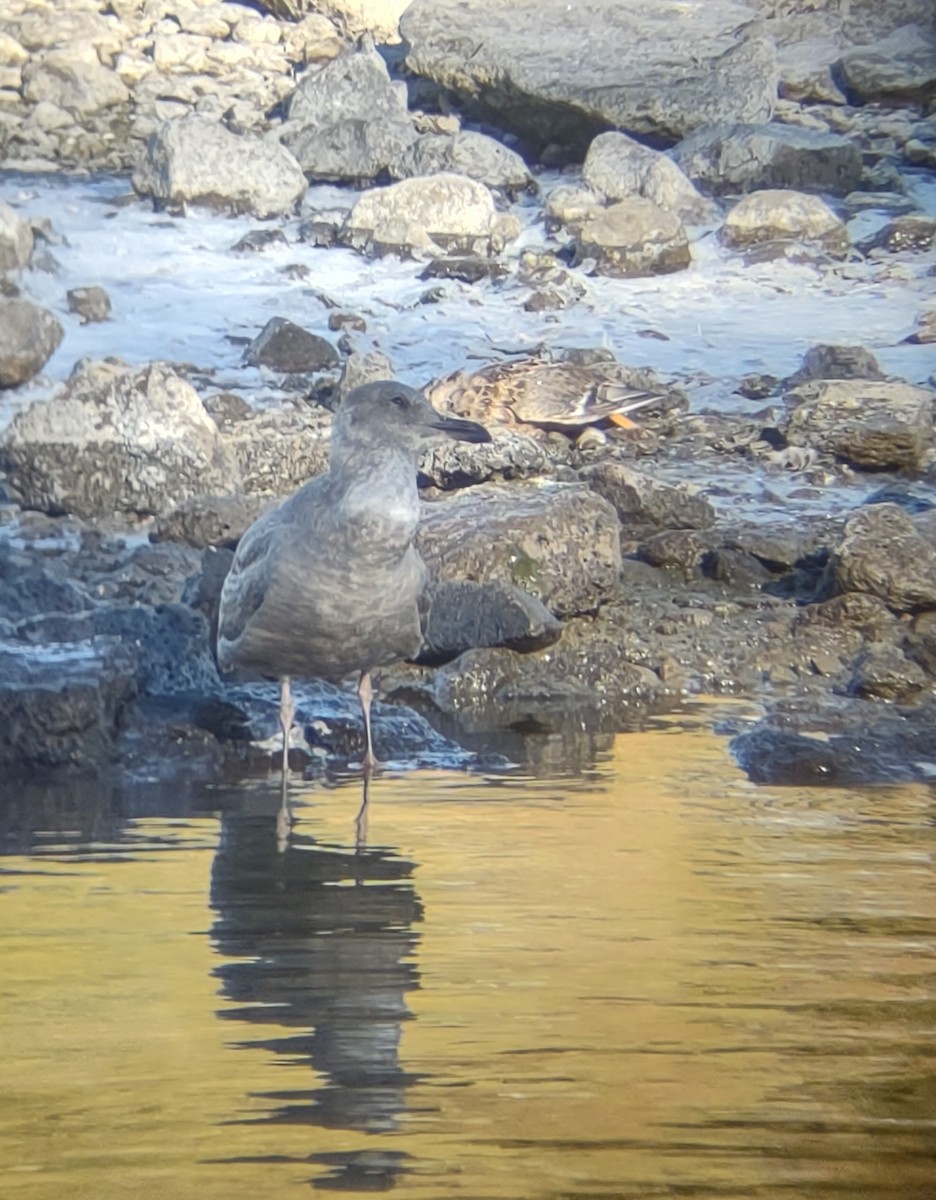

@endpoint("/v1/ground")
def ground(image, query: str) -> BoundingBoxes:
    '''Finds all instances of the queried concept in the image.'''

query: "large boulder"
[572,198,691,278]
[132,114,307,217]
[721,190,850,258]
[0,300,64,388]
[391,131,535,195]
[401,0,777,153]
[673,122,863,197]
[21,52,129,117]
[416,482,622,617]
[0,360,239,519]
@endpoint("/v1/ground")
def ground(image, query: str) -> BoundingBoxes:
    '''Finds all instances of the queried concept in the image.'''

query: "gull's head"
[333,380,492,453]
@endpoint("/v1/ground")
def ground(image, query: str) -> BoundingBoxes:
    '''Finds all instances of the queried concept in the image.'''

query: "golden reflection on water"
[1,712,935,1199]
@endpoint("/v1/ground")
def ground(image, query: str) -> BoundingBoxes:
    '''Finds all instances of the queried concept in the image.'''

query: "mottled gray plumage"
[217,380,490,797]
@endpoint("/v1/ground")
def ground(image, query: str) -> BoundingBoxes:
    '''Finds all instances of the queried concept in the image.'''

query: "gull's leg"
[354,769,371,850]
[358,670,379,772]
[276,675,295,848]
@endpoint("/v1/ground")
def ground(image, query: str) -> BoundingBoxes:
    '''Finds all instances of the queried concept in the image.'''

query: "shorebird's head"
[334,380,492,452]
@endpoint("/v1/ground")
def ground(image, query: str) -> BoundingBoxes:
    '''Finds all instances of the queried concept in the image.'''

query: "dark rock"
[523,289,564,312]
[418,579,563,663]
[401,0,776,151]
[420,256,508,284]
[66,285,111,323]
[581,462,716,536]
[673,121,863,197]
[905,610,936,675]
[243,317,339,372]
[416,482,621,617]
[830,504,936,612]
[232,229,289,253]
[0,638,137,771]
[840,24,936,105]
[783,379,934,471]
[848,642,927,701]
[857,215,936,255]
[638,529,713,575]
[732,726,854,785]
[202,391,253,428]
[784,343,885,386]
[327,311,367,332]
[0,298,64,387]
[152,493,276,549]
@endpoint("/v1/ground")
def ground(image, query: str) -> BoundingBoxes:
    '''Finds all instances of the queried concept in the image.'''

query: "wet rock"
[848,642,927,701]
[0,201,34,272]
[401,0,776,151]
[721,190,849,258]
[905,310,936,344]
[580,462,716,537]
[0,543,93,621]
[220,407,332,496]
[905,610,936,675]
[572,198,691,278]
[416,482,622,617]
[132,114,307,217]
[830,504,936,613]
[342,173,520,258]
[0,638,137,771]
[66,285,111,324]
[232,228,289,253]
[784,343,885,386]
[0,298,64,388]
[582,132,717,224]
[419,428,555,488]
[420,256,508,285]
[905,113,936,169]
[731,725,885,786]
[638,529,713,575]
[392,131,534,195]
[673,121,862,197]
[419,580,563,663]
[544,184,604,233]
[0,360,238,519]
[783,380,934,471]
[857,215,936,255]
[153,493,276,549]
[243,317,339,373]
[840,24,936,105]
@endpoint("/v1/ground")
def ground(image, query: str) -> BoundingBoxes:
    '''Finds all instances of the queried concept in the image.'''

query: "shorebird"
[426,358,662,433]
[216,380,491,831]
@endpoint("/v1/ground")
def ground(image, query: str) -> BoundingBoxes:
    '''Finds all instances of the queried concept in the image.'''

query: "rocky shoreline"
[1,0,936,789]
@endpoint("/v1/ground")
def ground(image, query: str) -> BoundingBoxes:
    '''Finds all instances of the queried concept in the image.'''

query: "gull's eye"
[390,393,409,410]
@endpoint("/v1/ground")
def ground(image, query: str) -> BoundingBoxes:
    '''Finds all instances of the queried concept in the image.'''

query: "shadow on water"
[208,789,424,1192]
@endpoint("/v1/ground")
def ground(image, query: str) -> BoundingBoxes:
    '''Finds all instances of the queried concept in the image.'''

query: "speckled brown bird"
[426,359,662,432]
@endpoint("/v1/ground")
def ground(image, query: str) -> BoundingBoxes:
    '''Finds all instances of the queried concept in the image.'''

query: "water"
[2,708,935,1199]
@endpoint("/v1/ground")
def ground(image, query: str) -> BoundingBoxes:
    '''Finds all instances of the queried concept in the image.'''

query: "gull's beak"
[427,412,492,444]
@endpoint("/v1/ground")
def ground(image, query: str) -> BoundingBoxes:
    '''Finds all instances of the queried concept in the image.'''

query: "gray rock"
[673,121,863,197]
[830,504,936,612]
[419,579,563,662]
[905,112,936,168]
[0,638,137,770]
[721,190,850,258]
[583,132,716,224]
[0,299,64,388]
[391,131,535,195]
[416,482,622,617]
[66,286,111,324]
[580,462,716,535]
[785,344,885,386]
[243,317,339,372]
[848,641,927,701]
[840,24,936,104]
[220,406,332,496]
[153,493,276,549]
[419,428,557,488]
[783,379,934,471]
[401,0,776,151]
[342,173,520,258]
[858,215,936,255]
[132,114,307,218]
[283,116,417,183]
[0,201,34,272]
[905,311,936,345]
[22,52,129,117]
[905,610,936,675]
[0,360,238,518]
[572,198,691,277]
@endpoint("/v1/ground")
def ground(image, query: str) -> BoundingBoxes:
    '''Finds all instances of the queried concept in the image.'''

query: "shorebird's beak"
[427,413,492,444]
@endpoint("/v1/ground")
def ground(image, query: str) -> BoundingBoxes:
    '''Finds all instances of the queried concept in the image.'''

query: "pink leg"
[358,670,379,772]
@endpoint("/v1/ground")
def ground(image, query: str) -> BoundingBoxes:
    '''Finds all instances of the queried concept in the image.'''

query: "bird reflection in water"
[209,800,423,1191]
